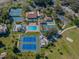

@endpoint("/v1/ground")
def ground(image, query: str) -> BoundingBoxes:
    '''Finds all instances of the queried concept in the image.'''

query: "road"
[0,0,12,8]
[0,0,11,4]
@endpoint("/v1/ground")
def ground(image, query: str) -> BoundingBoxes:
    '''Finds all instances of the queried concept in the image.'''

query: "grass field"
[46,28,79,59]
[0,27,79,59]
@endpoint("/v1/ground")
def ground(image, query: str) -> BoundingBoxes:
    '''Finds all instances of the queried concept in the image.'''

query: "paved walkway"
[60,26,77,34]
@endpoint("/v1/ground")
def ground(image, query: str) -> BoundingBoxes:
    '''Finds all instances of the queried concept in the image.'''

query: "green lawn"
[0,31,41,59]
[0,27,79,59]
[47,28,79,59]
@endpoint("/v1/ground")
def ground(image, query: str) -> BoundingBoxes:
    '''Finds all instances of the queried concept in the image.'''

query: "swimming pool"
[27,26,38,31]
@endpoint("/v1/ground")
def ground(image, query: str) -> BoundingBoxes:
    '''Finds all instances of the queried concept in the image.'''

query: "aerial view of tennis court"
[0,0,79,59]
[19,34,40,52]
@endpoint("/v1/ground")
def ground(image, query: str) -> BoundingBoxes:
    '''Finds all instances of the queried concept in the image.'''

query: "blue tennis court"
[22,44,36,50]
[9,8,22,16]
[13,17,24,22]
[19,35,40,52]
[22,36,36,42]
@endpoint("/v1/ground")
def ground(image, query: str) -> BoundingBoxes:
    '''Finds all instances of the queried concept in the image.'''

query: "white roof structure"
[13,24,25,32]
[0,24,7,33]
[40,34,48,47]
[0,52,7,59]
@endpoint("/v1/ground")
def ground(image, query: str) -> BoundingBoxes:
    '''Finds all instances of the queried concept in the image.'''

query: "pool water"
[28,26,37,31]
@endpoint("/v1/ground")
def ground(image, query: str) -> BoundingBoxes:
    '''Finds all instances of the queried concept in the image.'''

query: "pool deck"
[26,25,40,32]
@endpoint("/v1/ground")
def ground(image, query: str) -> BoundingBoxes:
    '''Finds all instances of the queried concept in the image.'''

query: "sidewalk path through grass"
[60,26,77,34]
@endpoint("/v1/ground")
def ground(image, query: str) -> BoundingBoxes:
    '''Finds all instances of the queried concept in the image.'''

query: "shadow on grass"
[0,41,5,48]
[13,41,21,54]
[36,54,41,59]
[13,46,21,54]
[47,32,63,42]
[36,54,49,59]
[45,56,48,59]
[0,28,10,37]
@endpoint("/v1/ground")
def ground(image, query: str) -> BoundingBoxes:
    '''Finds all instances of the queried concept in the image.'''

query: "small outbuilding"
[0,24,7,35]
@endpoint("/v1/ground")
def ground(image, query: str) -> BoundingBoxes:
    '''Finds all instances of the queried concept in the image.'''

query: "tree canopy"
[34,0,53,7]
[63,0,79,13]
